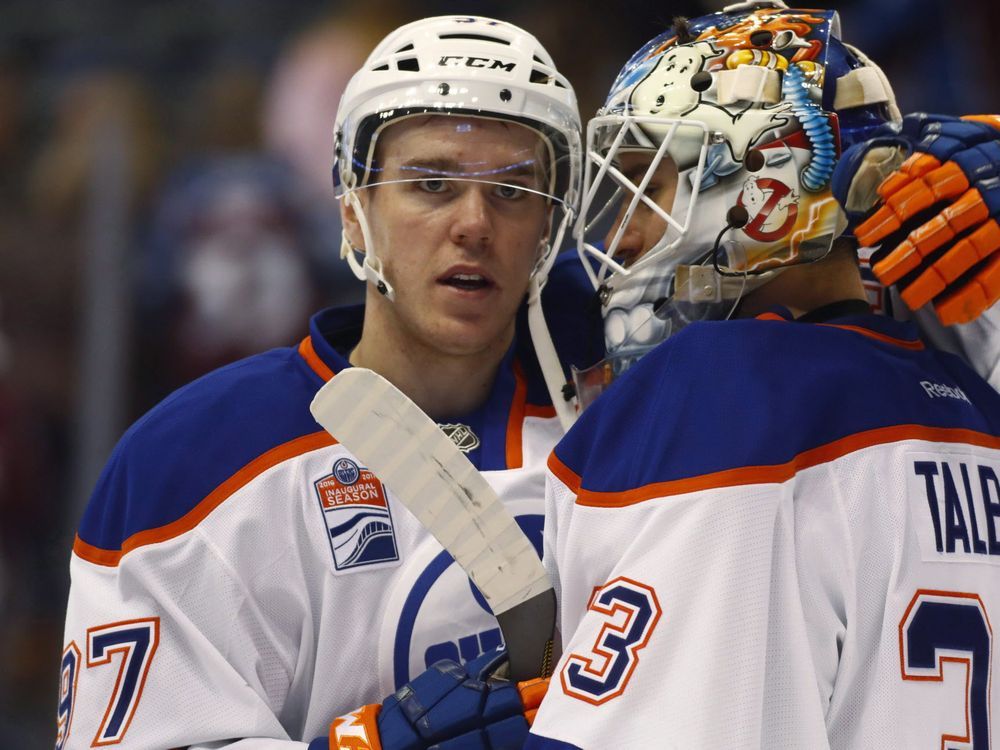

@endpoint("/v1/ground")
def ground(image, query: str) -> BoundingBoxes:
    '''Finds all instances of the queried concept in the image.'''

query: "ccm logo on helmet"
[438,56,516,72]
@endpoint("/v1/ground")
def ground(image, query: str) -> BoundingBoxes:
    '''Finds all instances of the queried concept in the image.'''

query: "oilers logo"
[333,457,360,484]
[314,457,399,572]
[376,499,543,693]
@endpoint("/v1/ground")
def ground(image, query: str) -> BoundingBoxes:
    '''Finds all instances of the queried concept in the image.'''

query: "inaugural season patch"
[315,457,399,572]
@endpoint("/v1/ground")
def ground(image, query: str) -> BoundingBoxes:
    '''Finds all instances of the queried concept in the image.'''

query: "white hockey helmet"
[333,15,581,300]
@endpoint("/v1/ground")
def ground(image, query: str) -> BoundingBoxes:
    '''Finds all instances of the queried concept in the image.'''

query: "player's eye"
[494,183,526,200]
[418,178,449,193]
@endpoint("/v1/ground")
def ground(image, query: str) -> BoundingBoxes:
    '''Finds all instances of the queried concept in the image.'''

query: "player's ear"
[340,192,366,252]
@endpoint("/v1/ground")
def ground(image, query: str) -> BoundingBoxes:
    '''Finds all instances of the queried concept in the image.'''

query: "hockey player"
[525,4,1000,748]
[55,16,584,750]
[291,3,1000,748]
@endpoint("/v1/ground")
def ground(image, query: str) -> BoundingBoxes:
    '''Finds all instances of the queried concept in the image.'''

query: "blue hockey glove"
[833,113,1000,325]
[312,649,549,750]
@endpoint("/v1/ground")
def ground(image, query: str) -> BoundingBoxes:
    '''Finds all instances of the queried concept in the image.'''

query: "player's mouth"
[611,245,644,269]
[438,268,495,292]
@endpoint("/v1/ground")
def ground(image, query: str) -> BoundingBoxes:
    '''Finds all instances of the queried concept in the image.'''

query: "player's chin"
[431,313,514,355]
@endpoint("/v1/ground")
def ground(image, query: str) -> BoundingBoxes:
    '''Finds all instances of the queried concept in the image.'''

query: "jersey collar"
[754,301,925,350]
[297,304,555,471]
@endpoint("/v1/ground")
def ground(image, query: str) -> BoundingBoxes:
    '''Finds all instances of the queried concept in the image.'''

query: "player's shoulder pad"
[78,346,328,553]
[553,313,1000,496]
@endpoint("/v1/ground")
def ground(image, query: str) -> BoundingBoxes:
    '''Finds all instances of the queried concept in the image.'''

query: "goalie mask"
[573,0,899,407]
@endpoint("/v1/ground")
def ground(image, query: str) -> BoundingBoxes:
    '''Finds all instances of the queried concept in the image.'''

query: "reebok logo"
[920,380,971,404]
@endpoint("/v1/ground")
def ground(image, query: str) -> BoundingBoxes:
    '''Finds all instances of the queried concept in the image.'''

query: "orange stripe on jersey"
[506,360,530,469]
[74,431,337,566]
[818,323,925,350]
[548,450,582,493]
[552,425,1000,508]
[754,311,923,350]
[505,360,557,469]
[298,336,336,382]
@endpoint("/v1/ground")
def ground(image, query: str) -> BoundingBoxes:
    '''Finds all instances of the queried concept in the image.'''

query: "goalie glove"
[834,113,1000,326]
[312,649,548,750]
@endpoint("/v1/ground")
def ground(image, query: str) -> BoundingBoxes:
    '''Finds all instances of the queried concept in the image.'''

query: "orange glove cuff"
[517,676,550,726]
[329,703,382,750]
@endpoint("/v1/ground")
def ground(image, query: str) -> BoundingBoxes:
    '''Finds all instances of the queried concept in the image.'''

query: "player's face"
[605,151,679,267]
[350,116,550,357]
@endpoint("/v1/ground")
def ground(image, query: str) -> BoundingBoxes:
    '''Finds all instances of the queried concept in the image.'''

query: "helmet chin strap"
[527,207,581,431]
[340,190,396,301]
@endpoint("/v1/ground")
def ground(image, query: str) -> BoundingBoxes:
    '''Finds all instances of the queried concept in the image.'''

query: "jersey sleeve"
[529,467,841,749]
[57,358,329,749]
[60,489,312,749]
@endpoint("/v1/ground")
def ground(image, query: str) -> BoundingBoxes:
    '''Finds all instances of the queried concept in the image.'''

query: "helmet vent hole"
[530,69,551,84]
[727,205,750,229]
[397,57,420,72]
[371,64,389,72]
[395,43,414,52]
[750,30,773,47]
[439,32,510,45]
[744,149,766,172]
[690,71,712,92]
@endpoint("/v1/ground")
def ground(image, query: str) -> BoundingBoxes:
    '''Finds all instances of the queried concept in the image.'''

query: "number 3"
[900,590,992,750]
[560,577,661,705]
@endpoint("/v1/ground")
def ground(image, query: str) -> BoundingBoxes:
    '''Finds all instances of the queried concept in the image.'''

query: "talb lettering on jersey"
[314,457,400,572]
[908,453,1000,563]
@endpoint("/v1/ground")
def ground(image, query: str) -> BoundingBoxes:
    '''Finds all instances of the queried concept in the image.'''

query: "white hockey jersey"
[56,304,565,749]
[528,307,1000,749]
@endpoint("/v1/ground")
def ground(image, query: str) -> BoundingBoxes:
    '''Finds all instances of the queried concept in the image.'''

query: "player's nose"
[449,183,495,250]
[606,208,647,267]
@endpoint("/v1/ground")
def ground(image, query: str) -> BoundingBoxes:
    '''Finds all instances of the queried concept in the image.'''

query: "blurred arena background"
[0,0,996,743]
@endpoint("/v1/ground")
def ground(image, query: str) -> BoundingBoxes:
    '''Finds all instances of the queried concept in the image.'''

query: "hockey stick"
[309,367,555,681]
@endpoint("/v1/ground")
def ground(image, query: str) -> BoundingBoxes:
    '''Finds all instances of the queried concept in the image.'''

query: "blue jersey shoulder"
[556,315,1000,493]
[78,345,325,551]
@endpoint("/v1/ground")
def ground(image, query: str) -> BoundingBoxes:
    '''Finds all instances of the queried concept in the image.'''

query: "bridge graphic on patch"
[314,458,399,571]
